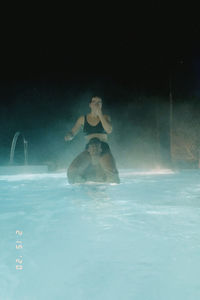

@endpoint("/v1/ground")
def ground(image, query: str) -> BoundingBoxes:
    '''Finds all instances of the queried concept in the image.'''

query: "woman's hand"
[94,102,103,117]
[64,132,74,141]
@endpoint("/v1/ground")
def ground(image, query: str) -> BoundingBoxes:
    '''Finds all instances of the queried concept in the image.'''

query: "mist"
[0,79,200,171]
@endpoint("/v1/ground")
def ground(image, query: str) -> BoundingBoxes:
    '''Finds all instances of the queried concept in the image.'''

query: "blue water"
[0,169,200,300]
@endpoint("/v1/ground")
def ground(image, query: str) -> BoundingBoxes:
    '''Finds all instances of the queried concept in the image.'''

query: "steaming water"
[1,169,200,300]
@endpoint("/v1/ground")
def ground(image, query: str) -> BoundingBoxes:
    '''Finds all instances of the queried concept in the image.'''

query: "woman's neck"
[90,111,98,118]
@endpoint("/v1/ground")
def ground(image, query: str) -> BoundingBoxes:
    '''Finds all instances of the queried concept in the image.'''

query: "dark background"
[1,4,200,169]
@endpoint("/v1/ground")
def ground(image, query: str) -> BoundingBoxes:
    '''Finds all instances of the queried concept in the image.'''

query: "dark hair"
[88,137,101,145]
[89,96,102,104]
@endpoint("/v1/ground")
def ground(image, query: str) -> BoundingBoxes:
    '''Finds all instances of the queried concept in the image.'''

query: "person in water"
[64,96,120,184]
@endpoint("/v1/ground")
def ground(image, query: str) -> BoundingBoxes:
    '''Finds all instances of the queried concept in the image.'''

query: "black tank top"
[83,115,107,135]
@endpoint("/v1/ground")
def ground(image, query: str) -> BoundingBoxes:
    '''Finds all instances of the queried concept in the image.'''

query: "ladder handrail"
[9,132,28,165]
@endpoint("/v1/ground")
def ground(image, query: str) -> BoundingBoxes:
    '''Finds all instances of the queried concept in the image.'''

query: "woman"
[64,96,120,184]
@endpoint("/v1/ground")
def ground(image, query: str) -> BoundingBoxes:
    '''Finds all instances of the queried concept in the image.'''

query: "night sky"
[1,5,200,168]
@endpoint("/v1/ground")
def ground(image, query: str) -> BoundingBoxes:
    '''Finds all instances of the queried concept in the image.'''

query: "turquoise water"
[0,169,200,300]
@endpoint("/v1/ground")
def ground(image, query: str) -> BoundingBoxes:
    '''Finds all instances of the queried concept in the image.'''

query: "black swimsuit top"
[83,115,107,135]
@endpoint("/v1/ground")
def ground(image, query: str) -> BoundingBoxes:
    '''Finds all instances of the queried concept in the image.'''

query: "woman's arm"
[64,116,84,141]
[98,114,112,134]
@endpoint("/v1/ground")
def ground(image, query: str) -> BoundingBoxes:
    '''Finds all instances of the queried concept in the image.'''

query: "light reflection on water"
[0,169,200,300]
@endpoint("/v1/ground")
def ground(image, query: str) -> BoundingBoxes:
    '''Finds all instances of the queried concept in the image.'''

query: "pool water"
[0,169,200,300]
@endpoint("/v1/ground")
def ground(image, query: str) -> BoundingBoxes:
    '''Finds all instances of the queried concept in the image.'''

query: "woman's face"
[89,97,102,111]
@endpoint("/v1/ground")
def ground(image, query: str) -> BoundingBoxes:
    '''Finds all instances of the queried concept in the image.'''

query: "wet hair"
[89,96,102,104]
[88,137,101,145]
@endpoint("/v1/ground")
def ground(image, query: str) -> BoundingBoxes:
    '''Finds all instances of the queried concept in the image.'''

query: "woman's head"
[89,96,102,111]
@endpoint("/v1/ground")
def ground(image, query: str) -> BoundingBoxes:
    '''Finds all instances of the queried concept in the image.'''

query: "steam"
[0,81,199,171]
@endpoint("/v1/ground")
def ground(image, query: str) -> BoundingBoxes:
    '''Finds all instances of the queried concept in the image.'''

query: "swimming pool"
[1,169,200,300]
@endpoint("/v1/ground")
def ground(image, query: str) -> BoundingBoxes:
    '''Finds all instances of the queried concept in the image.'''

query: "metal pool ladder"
[9,132,28,165]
